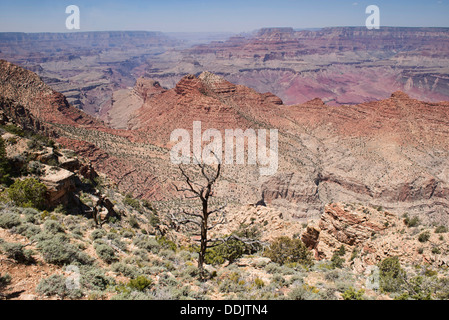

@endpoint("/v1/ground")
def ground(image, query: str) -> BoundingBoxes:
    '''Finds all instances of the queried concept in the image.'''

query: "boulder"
[40,165,76,206]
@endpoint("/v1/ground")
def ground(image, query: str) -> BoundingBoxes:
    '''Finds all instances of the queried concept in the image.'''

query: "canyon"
[1,27,449,129]
[1,58,448,227]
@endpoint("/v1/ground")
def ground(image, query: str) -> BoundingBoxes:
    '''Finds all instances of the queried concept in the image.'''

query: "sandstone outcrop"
[301,203,449,271]
[40,165,76,207]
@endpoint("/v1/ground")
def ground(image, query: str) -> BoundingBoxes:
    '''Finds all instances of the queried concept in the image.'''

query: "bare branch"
[169,212,201,228]
[208,202,227,216]
[178,165,201,197]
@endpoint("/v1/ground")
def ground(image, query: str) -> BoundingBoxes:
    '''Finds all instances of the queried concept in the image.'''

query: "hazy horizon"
[0,0,448,33]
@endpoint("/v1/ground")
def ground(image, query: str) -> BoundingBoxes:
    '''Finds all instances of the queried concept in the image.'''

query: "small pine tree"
[378,256,406,293]
[7,178,47,210]
[0,136,11,185]
[264,236,313,267]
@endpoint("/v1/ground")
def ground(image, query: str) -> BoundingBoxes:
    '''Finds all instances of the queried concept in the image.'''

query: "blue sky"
[0,0,448,33]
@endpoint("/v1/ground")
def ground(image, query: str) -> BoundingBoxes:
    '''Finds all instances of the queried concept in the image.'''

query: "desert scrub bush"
[393,274,435,300]
[27,161,44,176]
[133,235,161,254]
[6,178,47,210]
[80,266,116,292]
[111,290,151,300]
[123,193,141,210]
[342,287,365,300]
[0,136,12,185]
[253,277,265,289]
[36,233,94,266]
[110,262,140,278]
[94,242,117,264]
[325,269,344,282]
[378,256,406,293]
[435,277,449,299]
[90,228,106,241]
[0,273,11,291]
[0,211,21,229]
[205,239,246,265]
[157,236,177,252]
[431,247,441,254]
[264,262,285,275]
[70,226,84,238]
[418,231,431,243]
[128,215,139,229]
[157,272,180,288]
[43,220,65,234]
[36,274,83,299]
[435,226,448,234]
[127,275,153,292]
[330,245,346,269]
[133,248,150,262]
[122,230,134,239]
[288,283,321,300]
[20,207,40,224]
[176,265,200,280]
[1,241,35,264]
[263,236,313,267]
[403,214,420,227]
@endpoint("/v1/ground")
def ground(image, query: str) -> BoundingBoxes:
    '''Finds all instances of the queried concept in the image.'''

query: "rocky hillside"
[0,62,449,300]
[1,60,449,228]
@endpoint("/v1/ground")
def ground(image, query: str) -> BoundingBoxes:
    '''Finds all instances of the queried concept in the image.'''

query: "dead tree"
[170,161,226,278]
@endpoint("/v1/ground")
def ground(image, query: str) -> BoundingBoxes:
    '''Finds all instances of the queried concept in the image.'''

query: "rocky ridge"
[147,27,449,106]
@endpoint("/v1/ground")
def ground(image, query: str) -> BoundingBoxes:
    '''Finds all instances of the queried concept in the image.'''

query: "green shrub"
[36,274,83,299]
[331,253,345,269]
[90,229,106,241]
[404,215,420,227]
[1,241,35,264]
[111,262,139,279]
[133,235,161,253]
[435,226,448,234]
[336,245,346,256]
[123,193,140,210]
[157,236,177,252]
[0,136,12,185]
[94,243,117,264]
[264,236,313,267]
[13,223,41,238]
[254,278,265,289]
[288,284,320,300]
[43,220,65,234]
[1,124,25,137]
[7,178,47,210]
[80,266,115,292]
[418,231,431,243]
[378,256,406,293]
[0,211,21,229]
[128,215,139,229]
[342,287,365,300]
[36,234,93,266]
[127,276,152,292]
[330,245,346,268]
[436,277,449,299]
[0,273,12,292]
[431,247,441,254]
[205,239,246,265]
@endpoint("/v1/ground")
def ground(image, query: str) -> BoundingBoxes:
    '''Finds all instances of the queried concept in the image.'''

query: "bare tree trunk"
[172,161,222,280]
